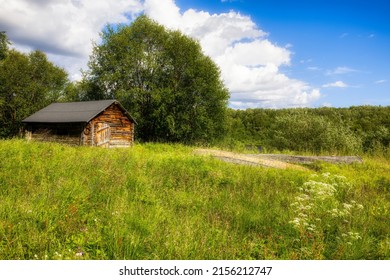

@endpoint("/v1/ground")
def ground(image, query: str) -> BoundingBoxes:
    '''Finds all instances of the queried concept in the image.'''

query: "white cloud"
[144,0,320,108]
[326,66,358,75]
[340,33,349,38]
[216,40,291,67]
[322,81,348,88]
[0,0,143,79]
[300,59,313,64]
[1,0,321,108]
[374,79,387,84]
[144,2,266,57]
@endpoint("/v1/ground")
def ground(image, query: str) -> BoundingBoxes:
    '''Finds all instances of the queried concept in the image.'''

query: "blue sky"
[175,0,390,107]
[1,0,389,108]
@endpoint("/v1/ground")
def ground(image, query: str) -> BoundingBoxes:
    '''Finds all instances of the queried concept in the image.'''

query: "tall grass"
[0,140,388,259]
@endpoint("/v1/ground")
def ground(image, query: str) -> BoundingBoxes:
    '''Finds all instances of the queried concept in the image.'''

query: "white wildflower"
[343,203,353,210]
[298,213,308,218]
[333,175,346,180]
[329,208,340,217]
[348,231,362,240]
[307,224,317,232]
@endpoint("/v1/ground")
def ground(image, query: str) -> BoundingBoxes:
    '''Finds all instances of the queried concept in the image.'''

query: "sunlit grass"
[0,139,388,259]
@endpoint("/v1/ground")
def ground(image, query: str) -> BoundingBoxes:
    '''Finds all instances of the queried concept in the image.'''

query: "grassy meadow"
[0,139,389,259]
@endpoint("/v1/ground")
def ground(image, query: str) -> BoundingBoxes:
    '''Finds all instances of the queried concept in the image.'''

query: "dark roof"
[22,100,136,124]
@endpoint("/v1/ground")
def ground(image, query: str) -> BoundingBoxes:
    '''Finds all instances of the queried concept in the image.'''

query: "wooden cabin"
[22,100,136,147]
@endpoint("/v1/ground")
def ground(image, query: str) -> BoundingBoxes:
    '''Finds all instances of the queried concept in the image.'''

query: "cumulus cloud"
[144,0,320,108]
[1,0,321,108]
[322,81,348,88]
[0,0,143,79]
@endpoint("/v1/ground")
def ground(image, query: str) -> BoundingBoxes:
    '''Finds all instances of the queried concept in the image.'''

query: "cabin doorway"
[95,122,111,147]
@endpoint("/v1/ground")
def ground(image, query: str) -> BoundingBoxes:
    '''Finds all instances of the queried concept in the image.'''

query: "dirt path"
[194,149,363,170]
[194,149,309,171]
[249,154,363,164]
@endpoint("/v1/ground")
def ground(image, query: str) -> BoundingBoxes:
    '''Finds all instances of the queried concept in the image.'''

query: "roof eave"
[22,120,88,124]
[114,100,138,125]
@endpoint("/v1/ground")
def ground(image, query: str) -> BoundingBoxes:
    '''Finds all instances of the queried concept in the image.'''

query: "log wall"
[82,103,135,147]
[26,123,84,146]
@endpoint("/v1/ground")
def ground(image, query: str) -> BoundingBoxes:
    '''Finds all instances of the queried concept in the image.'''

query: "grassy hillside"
[0,140,388,259]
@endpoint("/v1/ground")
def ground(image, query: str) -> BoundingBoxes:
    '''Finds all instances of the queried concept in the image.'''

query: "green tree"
[0,44,69,137]
[225,107,367,154]
[0,31,10,61]
[84,15,229,143]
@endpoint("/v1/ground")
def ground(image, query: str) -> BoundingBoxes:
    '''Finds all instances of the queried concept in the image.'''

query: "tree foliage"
[0,31,10,61]
[271,112,362,154]
[225,106,390,155]
[83,16,229,143]
[0,34,69,137]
